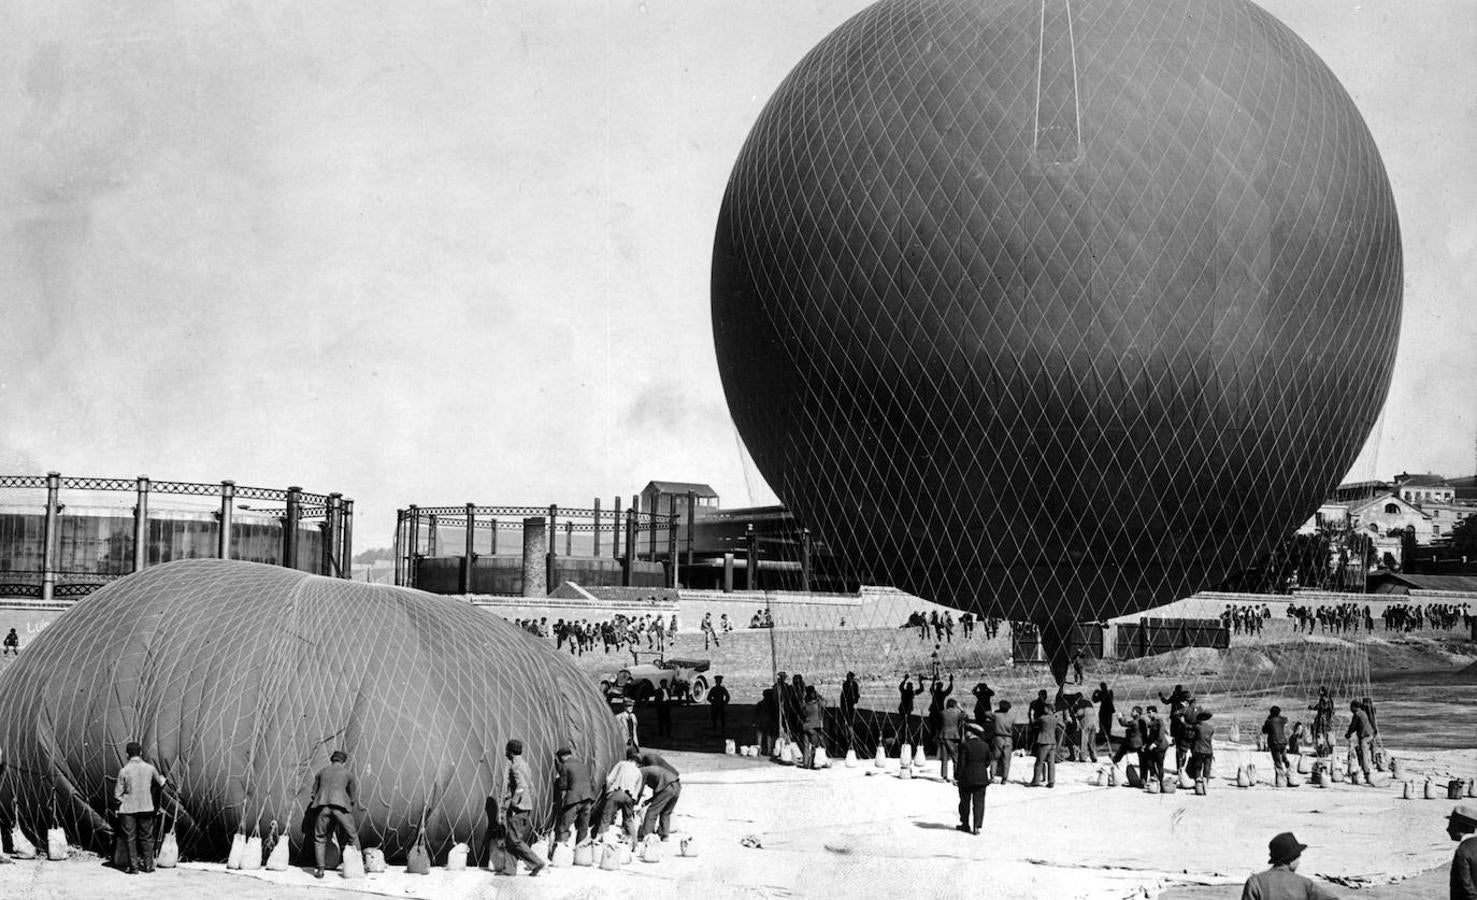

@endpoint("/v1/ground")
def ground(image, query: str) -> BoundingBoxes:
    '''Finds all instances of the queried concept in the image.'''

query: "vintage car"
[601,657,712,705]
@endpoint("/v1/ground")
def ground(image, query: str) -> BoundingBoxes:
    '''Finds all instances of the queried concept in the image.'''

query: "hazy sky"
[1,0,1473,547]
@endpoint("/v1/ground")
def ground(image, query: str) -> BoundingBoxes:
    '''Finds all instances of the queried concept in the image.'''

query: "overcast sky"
[1,0,1473,547]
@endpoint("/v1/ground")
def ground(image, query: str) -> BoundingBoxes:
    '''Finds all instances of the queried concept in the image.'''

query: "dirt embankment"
[1105,635,1476,680]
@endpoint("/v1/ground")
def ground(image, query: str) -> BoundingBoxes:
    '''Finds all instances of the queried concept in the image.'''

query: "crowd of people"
[900,610,1003,641]
[1383,601,1472,632]
[1220,603,1271,635]
[511,612,684,658]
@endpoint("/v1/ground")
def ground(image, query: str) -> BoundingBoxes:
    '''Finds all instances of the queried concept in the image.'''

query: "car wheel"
[689,676,708,703]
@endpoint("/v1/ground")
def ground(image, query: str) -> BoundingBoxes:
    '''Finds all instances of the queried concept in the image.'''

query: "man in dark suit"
[708,675,731,736]
[1141,707,1167,782]
[955,723,992,834]
[938,698,968,781]
[1262,706,1290,776]
[1448,800,1477,900]
[310,750,361,879]
[1091,682,1115,753]
[553,745,596,845]
[1030,708,1060,788]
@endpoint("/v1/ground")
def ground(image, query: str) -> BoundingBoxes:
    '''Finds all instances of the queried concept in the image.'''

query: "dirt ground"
[4,736,1473,900]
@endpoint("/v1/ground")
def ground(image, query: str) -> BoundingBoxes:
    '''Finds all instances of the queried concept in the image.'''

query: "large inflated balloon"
[0,559,622,861]
[711,0,1401,669]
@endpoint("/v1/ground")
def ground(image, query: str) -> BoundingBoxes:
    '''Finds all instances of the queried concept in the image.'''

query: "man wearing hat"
[1240,832,1338,899]
[501,739,546,876]
[309,750,360,879]
[954,722,992,834]
[1449,800,1477,900]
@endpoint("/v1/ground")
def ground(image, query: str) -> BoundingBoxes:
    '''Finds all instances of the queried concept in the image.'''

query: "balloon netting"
[0,559,623,863]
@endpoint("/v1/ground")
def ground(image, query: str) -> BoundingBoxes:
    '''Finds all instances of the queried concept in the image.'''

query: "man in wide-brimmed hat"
[1448,800,1477,900]
[1240,832,1338,899]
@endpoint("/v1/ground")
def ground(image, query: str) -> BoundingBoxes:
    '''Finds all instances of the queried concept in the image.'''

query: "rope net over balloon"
[710,0,1400,764]
[0,559,623,863]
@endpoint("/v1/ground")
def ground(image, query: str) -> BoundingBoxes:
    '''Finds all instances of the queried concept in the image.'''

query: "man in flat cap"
[310,750,360,879]
[1240,832,1338,899]
[553,744,596,846]
[501,740,546,876]
[1449,800,1477,900]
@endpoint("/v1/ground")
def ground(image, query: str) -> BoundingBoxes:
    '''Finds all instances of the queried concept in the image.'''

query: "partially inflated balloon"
[0,559,621,861]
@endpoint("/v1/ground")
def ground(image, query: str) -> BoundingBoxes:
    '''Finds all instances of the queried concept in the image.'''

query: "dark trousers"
[477,796,500,866]
[639,782,680,840]
[314,805,359,869]
[503,808,544,870]
[117,811,155,872]
[557,799,593,845]
[1142,748,1165,781]
[1268,743,1290,772]
[991,739,1012,782]
[957,785,986,831]
[710,704,728,734]
[1188,752,1214,780]
[598,788,638,840]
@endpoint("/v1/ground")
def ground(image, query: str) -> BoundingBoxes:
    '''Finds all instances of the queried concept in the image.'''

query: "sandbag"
[1402,780,1413,800]
[446,842,469,871]
[679,835,698,857]
[1423,779,1436,800]
[913,745,928,769]
[363,847,386,873]
[1161,776,1176,794]
[724,740,736,755]
[1285,770,1301,788]
[265,835,291,871]
[226,831,247,869]
[242,832,264,870]
[1247,764,1258,784]
[405,832,431,874]
[341,844,365,879]
[550,841,574,867]
[1330,765,1343,784]
[599,841,622,870]
[898,765,913,780]
[1125,765,1142,789]
[157,831,180,869]
[1235,767,1250,788]
[1296,755,1310,775]
[874,747,887,768]
[814,746,831,769]
[573,841,595,867]
[844,749,858,768]
[1390,758,1404,780]
[1092,768,1104,787]
[1450,780,1466,801]
[10,822,37,860]
[639,835,663,863]
[46,826,68,861]
[1144,776,1160,794]
[1177,768,1193,790]
[618,839,633,866]
[1467,779,1475,799]
[899,744,913,768]
[489,842,511,874]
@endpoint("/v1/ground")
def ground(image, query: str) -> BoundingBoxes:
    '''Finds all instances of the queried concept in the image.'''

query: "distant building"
[1393,472,1456,506]
[638,481,720,521]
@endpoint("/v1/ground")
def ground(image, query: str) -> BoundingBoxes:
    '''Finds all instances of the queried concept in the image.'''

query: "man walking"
[501,740,546,876]
[1091,682,1116,753]
[938,698,968,781]
[113,741,167,875]
[309,750,361,879]
[553,745,596,846]
[1448,800,1477,900]
[955,723,992,835]
[1240,832,1338,899]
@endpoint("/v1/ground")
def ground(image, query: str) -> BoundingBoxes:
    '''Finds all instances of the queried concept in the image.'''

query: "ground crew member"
[501,740,546,877]
[553,745,595,845]
[1142,707,1167,782]
[1030,708,1060,788]
[938,698,968,781]
[1344,701,1374,782]
[114,741,167,875]
[1188,711,1215,782]
[635,756,681,841]
[1112,705,1144,767]
[1262,706,1290,776]
[615,699,639,750]
[991,701,1016,783]
[596,748,643,841]
[1092,682,1116,751]
[309,750,361,879]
